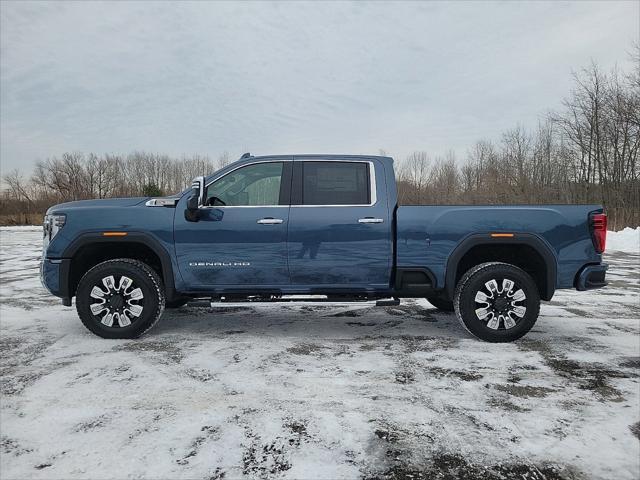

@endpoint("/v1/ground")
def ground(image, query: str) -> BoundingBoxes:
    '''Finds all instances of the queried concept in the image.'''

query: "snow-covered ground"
[0,227,638,480]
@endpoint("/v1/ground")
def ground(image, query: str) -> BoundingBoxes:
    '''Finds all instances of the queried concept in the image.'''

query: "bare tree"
[397,151,430,204]
[4,170,34,206]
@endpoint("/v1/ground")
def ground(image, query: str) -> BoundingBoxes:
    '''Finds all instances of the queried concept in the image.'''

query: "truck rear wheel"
[75,259,165,339]
[453,262,540,342]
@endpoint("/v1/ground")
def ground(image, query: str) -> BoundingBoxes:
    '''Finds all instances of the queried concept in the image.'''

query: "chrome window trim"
[200,205,289,209]
[200,158,377,209]
[204,160,288,189]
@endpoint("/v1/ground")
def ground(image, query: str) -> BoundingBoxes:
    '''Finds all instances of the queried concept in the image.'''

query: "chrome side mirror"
[185,176,206,222]
[191,176,206,207]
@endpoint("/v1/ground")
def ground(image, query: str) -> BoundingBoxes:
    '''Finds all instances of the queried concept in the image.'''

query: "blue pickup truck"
[41,154,608,342]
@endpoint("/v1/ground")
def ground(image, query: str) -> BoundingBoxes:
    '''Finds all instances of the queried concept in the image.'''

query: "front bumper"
[40,258,72,305]
[575,263,608,291]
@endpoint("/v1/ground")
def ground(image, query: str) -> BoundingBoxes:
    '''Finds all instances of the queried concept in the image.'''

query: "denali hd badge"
[189,261,251,267]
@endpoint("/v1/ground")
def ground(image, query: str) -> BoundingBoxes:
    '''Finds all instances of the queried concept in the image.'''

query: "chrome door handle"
[358,217,384,224]
[257,218,284,224]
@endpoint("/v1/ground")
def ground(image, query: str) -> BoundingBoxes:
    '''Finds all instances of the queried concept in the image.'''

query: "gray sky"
[1,1,638,174]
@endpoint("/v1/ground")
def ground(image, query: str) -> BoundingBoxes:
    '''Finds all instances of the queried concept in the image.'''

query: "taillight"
[591,213,607,253]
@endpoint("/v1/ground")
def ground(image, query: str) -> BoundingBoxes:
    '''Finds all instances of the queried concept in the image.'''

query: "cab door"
[174,160,292,288]
[286,158,392,288]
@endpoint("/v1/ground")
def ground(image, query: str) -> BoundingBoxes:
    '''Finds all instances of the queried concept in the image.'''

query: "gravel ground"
[0,227,638,480]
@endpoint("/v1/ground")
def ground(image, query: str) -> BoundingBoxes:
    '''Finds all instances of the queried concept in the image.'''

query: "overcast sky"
[1,1,638,174]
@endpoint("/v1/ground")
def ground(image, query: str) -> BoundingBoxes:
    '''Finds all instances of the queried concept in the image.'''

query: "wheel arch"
[62,232,178,302]
[444,233,557,301]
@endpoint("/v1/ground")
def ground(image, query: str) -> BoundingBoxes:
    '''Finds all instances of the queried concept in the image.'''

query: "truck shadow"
[152,302,467,340]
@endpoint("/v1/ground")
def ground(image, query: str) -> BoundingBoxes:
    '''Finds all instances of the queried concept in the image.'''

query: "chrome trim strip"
[145,198,179,207]
[201,158,378,209]
[204,160,289,189]
[199,205,288,209]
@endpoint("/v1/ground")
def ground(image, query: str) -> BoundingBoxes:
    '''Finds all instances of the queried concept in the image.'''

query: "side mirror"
[185,194,200,222]
[185,176,206,222]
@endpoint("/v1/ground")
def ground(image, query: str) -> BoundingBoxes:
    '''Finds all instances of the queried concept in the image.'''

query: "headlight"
[43,214,66,242]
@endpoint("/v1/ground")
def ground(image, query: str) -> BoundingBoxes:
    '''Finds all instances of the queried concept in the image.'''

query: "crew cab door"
[287,158,392,288]
[174,160,292,288]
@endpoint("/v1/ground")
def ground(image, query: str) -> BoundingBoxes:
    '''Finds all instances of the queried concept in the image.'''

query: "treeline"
[396,59,639,229]
[1,152,232,225]
[2,56,639,229]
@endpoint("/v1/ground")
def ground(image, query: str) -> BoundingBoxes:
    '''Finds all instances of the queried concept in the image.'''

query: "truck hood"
[46,197,148,213]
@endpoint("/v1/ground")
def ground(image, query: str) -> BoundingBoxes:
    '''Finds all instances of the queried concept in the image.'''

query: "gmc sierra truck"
[40,154,608,342]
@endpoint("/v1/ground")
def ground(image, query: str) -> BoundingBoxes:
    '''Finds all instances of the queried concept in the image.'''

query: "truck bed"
[396,204,603,292]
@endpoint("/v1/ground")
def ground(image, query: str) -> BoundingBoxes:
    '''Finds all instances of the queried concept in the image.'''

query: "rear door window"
[302,162,370,205]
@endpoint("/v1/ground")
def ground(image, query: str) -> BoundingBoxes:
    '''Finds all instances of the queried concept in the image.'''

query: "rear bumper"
[575,263,608,291]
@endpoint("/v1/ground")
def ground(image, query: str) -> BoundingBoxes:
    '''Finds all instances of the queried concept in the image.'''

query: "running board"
[184,295,399,307]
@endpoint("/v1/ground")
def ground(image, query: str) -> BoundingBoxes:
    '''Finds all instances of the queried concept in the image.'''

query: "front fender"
[60,231,179,301]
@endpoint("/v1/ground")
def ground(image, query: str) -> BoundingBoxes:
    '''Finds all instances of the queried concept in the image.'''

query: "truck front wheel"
[75,259,165,339]
[453,262,540,342]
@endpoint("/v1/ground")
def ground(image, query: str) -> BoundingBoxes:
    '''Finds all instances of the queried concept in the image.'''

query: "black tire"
[426,295,454,312]
[76,258,165,339]
[453,262,540,343]
[165,297,190,309]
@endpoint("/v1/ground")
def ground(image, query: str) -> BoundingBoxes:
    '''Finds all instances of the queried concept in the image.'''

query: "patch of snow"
[0,225,42,231]
[607,227,640,253]
[0,228,638,479]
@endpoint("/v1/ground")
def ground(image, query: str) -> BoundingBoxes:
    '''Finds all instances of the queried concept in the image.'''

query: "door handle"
[257,218,284,225]
[358,217,384,224]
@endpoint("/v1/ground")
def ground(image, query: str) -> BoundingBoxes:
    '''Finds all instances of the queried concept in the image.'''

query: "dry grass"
[0,213,42,226]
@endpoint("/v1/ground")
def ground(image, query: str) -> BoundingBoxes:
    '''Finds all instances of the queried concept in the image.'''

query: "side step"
[185,296,401,307]
[375,297,400,307]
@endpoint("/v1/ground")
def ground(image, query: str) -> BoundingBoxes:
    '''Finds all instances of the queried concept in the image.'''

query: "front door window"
[205,162,284,206]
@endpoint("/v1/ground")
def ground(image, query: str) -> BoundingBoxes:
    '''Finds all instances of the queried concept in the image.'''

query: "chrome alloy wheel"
[89,275,144,327]
[473,278,526,330]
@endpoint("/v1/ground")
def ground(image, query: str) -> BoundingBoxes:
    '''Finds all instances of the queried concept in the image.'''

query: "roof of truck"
[246,154,394,162]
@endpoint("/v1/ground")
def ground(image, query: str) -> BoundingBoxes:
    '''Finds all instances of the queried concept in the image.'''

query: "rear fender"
[444,233,557,301]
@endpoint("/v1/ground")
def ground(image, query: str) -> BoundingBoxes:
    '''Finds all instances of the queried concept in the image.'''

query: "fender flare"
[61,232,178,301]
[444,233,557,301]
